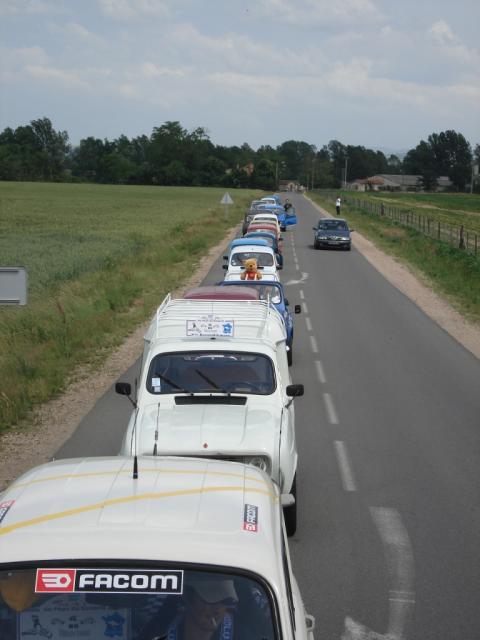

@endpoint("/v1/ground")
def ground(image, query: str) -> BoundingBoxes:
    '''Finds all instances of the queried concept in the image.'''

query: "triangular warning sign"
[221,192,234,205]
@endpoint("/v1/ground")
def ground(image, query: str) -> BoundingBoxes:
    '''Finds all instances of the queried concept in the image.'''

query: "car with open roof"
[0,455,315,638]
[219,280,301,366]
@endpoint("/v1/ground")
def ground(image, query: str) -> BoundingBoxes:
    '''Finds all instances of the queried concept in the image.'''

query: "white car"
[0,455,315,638]
[223,244,280,281]
[251,213,281,234]
[117,295,304,535]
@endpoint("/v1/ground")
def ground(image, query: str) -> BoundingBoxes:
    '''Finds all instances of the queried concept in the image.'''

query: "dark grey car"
[313,218,353,251]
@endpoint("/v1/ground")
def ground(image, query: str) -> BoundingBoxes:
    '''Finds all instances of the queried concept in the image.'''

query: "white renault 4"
[223,244,280,282]
[0,455,315,639]
[116,295,304,535]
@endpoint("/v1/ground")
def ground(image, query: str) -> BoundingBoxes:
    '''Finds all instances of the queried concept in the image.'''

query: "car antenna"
[130,405,140,479]
[153,402,160,456]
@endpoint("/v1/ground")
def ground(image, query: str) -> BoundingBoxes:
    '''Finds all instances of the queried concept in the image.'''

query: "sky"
[1,0,479,154]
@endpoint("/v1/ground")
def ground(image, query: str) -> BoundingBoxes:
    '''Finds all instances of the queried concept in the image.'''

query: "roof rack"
[145,294,286,345]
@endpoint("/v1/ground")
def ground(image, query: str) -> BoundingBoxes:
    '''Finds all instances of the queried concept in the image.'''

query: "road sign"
[221,192,234,205]
[0,267,27,305]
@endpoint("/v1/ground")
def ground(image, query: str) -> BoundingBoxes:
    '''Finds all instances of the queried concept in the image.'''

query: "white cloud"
[140,62,186,77]
[25,65,91,90]
[256,0,383,26]
[0,0,58,15]
[98,0,170,20]
[429,20,457,46]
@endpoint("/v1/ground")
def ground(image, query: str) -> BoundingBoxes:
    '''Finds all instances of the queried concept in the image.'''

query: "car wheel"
[287,343,293,366]
[284,474,297,537]
[313,241,319,250]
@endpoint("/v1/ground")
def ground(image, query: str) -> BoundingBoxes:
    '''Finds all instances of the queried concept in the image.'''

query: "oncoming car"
[0,456,315,639]
[312,218,353,251]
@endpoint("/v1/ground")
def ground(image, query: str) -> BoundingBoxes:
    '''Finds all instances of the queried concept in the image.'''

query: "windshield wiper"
[155,372,193,395]
[194,368,230,394]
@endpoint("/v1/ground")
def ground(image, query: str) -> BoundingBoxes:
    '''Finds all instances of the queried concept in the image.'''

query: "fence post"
[459,226,465,250]
[438,221,440,240]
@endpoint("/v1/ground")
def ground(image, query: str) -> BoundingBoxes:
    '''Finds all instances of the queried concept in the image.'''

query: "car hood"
[136,400,279,456]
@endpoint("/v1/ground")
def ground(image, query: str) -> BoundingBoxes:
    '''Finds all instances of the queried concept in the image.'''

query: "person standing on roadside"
[335,196,341,216]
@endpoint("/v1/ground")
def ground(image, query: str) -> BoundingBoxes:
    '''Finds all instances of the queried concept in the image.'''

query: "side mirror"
[286,384,304,397]
[281,493,295,508]
[312,227,316,230]
[277,263,283,270]
[279,236,284,241]
[284,298,289,305]
[115,381,137,408]
[116,382,131,396]
[223,255,228,260]
[222,264,228,270]
[294,304,301,314]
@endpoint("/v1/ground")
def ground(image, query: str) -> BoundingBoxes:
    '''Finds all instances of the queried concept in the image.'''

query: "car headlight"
[246,456,271,474]
[318,235,328,240]
[341,237,350,241]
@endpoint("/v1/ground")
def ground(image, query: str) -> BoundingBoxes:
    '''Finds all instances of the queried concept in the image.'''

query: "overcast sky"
[1,0,479,154]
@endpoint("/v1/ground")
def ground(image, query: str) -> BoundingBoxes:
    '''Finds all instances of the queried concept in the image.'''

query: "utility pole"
[344,155,348,189]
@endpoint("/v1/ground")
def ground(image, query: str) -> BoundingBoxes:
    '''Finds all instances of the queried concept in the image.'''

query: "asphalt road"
[56,193,480,640]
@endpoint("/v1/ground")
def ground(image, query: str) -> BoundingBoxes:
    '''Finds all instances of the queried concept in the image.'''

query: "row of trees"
[0,117,478,191]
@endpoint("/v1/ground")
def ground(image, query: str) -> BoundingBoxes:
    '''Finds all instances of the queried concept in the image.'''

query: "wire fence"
[316,192,479,257]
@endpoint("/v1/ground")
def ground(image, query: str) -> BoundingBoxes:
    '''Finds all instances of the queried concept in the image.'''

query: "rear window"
[0,566,278,639]
[231,251,274,267]
[147,351,276,395]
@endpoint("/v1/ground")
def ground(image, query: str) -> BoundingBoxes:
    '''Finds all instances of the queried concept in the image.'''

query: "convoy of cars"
[0,194,331,639]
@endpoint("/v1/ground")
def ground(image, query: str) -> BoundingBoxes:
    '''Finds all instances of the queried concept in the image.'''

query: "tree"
[428,130,472,191]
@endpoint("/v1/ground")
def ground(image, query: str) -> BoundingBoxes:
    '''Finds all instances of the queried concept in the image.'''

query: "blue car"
[219,280,301,366]
[257,202,297,232]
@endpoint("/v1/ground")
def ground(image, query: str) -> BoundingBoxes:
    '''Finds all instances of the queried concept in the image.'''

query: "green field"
[0,182,259,432]
[309,190,480,325]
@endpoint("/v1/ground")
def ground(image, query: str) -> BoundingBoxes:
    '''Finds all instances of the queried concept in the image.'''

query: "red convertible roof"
[183,286,260,300]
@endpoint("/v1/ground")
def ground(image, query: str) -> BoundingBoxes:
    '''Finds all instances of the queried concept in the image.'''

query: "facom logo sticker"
[36,569,76,592]
[243,504,258,532]
[36,569,183,594]
[0,500,15,524]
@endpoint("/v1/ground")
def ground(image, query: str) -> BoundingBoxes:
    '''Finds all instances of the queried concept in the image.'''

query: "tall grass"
[0,182,259,431]
[308,191,480,323]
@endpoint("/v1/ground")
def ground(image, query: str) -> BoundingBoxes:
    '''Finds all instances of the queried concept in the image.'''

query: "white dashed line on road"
[310,335,318,353]
[324,392,339,424]
[370,507,415,639]
[305,317,313,332]
[334,440,357,491]
[299,289,305,300]
[314,360,326,384]
[302,302,309,314]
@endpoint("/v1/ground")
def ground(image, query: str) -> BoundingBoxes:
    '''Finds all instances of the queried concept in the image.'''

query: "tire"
[313,241,319,250]
[284,474,297,537]
[287,343,293,367]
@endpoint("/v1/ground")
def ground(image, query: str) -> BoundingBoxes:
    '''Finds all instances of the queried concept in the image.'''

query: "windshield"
[0,566,277,639]
[147,351,275,395]
[318,220,347,231]
[230,251,274,267]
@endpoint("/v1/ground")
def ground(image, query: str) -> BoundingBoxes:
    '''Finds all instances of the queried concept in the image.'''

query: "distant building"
[279,180,300,191]
[349,174,452,192]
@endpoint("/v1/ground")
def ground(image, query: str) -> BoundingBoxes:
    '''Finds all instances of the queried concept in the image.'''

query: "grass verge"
[308,192,480,324]
[0,183,259,432]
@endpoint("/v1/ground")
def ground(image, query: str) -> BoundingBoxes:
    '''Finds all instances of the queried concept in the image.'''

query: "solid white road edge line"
[315,360,326,384]
[324,392,339,424]
[334,440,356,491]
[370,507,415,640]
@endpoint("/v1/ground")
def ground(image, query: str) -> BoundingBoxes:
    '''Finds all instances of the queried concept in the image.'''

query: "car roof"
[230,244,275,254]
[244,231,276,240]
[230,237,269,248]
[144,295,286,347]
[183,286,260,301]
[0,456,283,584]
